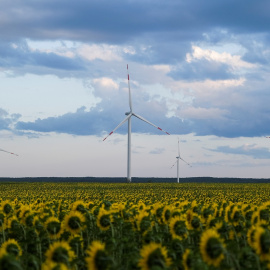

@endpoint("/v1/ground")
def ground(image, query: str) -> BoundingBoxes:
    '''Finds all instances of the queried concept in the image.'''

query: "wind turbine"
[171,138,191,183]
[103,65,170,183]
[0,148,18,156]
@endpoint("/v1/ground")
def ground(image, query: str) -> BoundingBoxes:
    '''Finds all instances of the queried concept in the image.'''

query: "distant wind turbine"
[103,65,170,183]
[171,138,191,183]
[0,148,18,156]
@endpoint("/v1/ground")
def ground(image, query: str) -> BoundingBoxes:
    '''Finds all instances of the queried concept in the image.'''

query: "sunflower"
[186,212,201,231]
[1,200,14,215]
[251,211,260,226]
[138,242,171,270]
[162,205,172,224]
[85,240,111,270]
[6,215,20,231]
[45,216,63,239]
[44,241,75,266]
[151,203,164,223]
[258,206,270,224]
[230,207,242,226]
[87,201,95,212]
[169,216,188,240]
[200,229,225,267]
[18,205,31,223]
[0,239,22,258]
[182,249,192,270]
[253,226,270,261]
[71,200,86,214]
[135,210,151,233]
[63,211,85,234]
[97,208,112,231]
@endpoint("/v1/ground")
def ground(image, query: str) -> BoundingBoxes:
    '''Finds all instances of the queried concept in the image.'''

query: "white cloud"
[180,107,228,120]
[92,77,118,89]
[78,44,122,61]
[186,45,256,69]
[152,64,171,73]
[27,40,77,58]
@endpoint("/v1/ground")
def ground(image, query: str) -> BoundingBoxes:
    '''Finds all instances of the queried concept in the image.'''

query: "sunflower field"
[1,182,270,270]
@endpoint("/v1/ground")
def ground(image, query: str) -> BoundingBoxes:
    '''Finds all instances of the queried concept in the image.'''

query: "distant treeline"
[0,177,270,183]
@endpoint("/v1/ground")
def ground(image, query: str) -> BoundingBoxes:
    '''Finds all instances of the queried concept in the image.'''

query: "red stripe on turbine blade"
[166,132,170,135]
[103,131,113,141]
[158,127,162,131]
[128,74,129,80]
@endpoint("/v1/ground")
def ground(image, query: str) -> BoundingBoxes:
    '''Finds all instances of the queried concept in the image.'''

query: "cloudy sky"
[1,0,270,179]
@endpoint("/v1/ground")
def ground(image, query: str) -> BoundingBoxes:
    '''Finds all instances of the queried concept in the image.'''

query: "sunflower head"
[136,211,151,233]
[63,211,85,234]
[0,239,22,258]
[71,200,86,214]
[45,241,75,266]
[45,216,63,239]
[161,206,172,224]
[97,208,112,231]
[86,240,111,270]
[170,216,188,240]
[254,226,270,261]
[1,200,13,215]
[6,216,20,231]
[200,229,225,267]
[138,242,171,270]
[183,249,193,270]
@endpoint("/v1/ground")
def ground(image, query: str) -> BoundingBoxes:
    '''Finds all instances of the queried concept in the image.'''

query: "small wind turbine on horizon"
[0,148,18,156]
[171,138,191,183]
[103,65,170,183]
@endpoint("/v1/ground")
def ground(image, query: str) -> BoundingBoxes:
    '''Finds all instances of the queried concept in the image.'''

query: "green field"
[1,182,270,269]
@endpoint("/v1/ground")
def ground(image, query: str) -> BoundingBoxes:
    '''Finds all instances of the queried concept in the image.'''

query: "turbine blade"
[132,113,170,135]
[103,114,131,141]
[0,148,19,156]
[170,160,177,169]
[127,64,133,112]
[180,157,192,167]
[178,137,180,157]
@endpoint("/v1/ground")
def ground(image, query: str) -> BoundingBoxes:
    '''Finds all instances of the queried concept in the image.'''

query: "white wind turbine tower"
[0,148,18,156]
[103,65,170,183]
[171,138,191,183]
